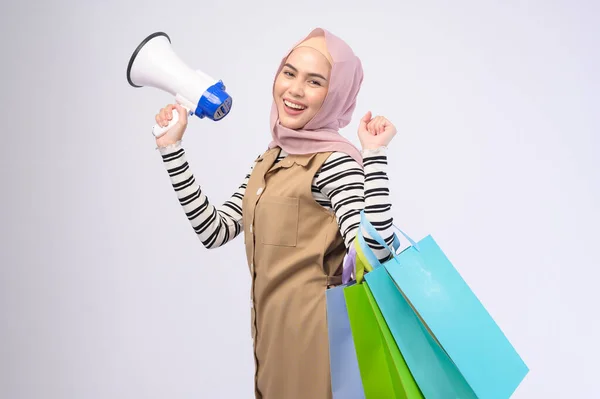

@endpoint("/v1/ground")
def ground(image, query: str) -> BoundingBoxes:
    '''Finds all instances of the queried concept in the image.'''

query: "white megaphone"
[126,32,233,137]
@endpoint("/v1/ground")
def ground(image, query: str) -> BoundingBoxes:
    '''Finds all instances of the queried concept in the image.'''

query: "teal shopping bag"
[362,266,478,398]
[358,211,529,399]
[355,232,477,398]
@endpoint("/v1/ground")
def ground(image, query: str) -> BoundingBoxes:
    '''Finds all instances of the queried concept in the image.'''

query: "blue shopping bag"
[359,258,478,398]
[326,249,366,399]
[358,211,529,399]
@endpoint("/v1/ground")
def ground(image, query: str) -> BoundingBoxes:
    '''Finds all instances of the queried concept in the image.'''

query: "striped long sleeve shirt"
[158,142,396,262]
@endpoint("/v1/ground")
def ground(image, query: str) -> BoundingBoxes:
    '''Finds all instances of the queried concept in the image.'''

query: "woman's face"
[273,46,331,130]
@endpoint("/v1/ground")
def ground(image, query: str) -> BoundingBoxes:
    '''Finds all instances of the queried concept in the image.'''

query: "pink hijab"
[268,28,364,166]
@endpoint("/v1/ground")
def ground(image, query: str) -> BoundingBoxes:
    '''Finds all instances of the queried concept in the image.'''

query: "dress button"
[256,187,263,196]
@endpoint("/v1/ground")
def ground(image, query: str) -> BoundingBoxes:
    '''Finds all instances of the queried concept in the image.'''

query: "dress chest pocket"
[255,196,299,247]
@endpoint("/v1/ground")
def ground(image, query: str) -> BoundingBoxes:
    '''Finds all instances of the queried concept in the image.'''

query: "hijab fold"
[268,28,364,166]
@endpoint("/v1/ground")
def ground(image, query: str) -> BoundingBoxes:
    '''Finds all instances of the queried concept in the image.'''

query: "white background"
[1,0,598,398]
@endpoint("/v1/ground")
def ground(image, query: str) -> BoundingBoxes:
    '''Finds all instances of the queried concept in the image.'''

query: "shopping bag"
[344,253,423,399]
[326,269,366,398]
[359,210,529,399]
[356,234,478,398]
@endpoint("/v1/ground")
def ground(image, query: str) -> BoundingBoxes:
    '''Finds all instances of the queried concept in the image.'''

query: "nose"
[288,79,304,98]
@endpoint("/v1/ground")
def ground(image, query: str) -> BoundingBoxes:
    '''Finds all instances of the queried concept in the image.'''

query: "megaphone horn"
[127,32,233,137]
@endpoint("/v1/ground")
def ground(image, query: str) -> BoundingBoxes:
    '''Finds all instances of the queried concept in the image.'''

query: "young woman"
[153,28,398,399]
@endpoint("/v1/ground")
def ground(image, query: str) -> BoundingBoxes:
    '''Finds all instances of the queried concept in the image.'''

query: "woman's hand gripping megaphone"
[154,104,189,147]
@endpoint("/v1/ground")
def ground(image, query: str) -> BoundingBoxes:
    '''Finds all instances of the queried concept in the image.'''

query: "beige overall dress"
[242,147,346,399]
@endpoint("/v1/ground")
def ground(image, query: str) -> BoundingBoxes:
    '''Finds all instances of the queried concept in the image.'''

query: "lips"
[283,98,307,116]
[283,98,307,109]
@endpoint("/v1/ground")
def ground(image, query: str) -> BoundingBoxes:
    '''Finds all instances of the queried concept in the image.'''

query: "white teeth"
[284,100,306,110]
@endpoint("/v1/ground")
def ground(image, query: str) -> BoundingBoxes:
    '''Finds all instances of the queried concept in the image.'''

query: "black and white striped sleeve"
[362,147,395,258]
[316,149,395,262]
[158,142,249,249]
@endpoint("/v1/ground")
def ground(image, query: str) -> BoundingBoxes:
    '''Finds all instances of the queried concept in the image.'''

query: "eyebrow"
[283,63,328,81]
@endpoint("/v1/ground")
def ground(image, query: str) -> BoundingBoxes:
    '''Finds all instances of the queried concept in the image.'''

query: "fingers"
[375,117,387,134]
[359,111,372,132]
[360,112,394,136]
[366,115,385,135]
[155,104,176,127]
[155,107,167,127]
[368,121,376,135]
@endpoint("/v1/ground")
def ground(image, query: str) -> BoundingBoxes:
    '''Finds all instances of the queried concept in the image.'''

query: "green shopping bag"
[344,247,424,399]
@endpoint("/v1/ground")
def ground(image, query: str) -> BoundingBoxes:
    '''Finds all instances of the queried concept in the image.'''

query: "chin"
[278,111,308,130]
[280,119,306,130]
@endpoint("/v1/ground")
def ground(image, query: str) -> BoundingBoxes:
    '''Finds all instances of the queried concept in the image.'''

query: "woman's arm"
[158,141,253,249]
[316,149,395,262]
[153,103,253,249]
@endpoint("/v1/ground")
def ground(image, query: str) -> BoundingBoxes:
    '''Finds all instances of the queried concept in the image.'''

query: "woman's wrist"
[156,139,183,153]
[361,146,388,157]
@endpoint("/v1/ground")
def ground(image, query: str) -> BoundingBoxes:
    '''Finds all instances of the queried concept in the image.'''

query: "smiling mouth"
[283,99,307,111]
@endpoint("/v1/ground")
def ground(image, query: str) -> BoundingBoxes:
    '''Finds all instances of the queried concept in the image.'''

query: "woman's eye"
[284,71,294,77]
[310,80,322,86]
